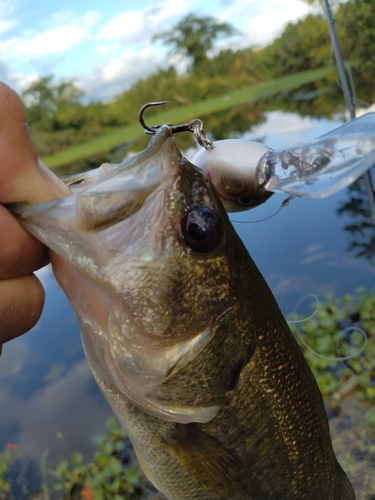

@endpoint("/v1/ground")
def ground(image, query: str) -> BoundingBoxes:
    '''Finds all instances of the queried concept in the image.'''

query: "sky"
[0,0,311,101]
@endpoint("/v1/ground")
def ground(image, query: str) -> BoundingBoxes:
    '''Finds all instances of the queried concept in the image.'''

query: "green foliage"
[337,0,375,105]
[299,0,345,8]
[0,418,148,500]
[154,14,237,72]
[0,449,14,499]
[44,68,330,169]
[261,14,331,77]
[0,445,31,500]
[23,76,123,157]
[336,169,375,264]
[289,287,375,400]
[52,417,145,500]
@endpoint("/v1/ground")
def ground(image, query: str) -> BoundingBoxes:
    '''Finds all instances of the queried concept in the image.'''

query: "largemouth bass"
[10,126,354,499]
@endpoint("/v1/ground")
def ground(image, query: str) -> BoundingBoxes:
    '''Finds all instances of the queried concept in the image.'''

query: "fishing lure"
[140,102,375,213]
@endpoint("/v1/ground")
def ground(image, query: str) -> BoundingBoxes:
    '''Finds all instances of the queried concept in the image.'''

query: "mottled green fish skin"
[81,141,354,498]
[91,244,354,499]
[12,129,355,500]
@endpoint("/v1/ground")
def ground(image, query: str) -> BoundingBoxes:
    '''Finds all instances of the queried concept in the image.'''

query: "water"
[0,110,374,496]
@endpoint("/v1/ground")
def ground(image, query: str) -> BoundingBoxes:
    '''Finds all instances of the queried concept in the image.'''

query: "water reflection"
[1,109,374,497]
[337,168,375,264]
[0,266,112,469]
[222,110,375,315]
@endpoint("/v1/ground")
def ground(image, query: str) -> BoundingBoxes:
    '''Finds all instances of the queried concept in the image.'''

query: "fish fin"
[76,190,150,231]
[165,424,251,497]
[333,465,355,500]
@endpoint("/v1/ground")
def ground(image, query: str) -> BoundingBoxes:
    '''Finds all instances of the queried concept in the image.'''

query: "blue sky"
[0,0,311,100]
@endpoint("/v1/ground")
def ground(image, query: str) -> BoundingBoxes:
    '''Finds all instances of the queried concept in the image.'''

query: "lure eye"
[219,175,246,195]
[181,207,222,253]
[238,195,256,207]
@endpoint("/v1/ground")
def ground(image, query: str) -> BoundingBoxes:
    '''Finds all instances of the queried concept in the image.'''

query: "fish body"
[11,126,354,499]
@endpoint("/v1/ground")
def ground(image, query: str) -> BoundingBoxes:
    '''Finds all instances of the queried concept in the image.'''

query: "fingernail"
[37,160,71,198]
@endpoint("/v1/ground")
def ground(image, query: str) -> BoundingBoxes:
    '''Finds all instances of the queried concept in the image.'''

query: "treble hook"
[138,101,214,149]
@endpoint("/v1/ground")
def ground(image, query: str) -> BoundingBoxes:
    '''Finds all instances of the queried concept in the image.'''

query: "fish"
[10,125,355,499]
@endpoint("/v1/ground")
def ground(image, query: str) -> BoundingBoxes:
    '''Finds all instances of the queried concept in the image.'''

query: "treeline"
[22,0,375,158]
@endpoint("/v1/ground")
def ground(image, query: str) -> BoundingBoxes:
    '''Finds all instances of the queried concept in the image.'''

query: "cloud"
[0,0,19,17]
[1,1,314,101]
[4,359,111,459]
[78,46,167,101]
[95,0,188,47]
[218,0,309,47]
[96,11,145,44]
[0,19,16,35]
[0,11,99,61]
[0,337,33,377]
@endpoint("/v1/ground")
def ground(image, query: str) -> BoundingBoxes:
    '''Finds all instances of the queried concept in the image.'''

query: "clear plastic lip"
[258,113,375,198]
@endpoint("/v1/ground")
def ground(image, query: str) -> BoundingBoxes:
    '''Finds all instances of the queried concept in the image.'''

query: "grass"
[43,67,331,168]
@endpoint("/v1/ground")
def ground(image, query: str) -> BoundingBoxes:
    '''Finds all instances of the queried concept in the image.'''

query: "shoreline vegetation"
[43,68,331,168]
[20,2,375,170]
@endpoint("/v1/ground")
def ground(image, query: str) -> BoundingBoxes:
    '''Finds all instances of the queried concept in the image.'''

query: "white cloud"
[1,1,315,100]
[0,337,33,377]
[95,0,188,47]
[5,360,112,459]
[0,0,19,17]
[0,19,16,35]
[219,0,309,47]
[96,11,144,43]
[79,46,166,100]
[0,0,19,36]
[0,11,99,61]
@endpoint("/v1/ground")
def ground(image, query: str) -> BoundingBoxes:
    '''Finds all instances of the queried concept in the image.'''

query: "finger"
[0,274,45,343]
[0,83,70,205]
[0,205,49,279]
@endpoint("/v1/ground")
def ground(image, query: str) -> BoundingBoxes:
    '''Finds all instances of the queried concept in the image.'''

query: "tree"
[22,76,84,129]
[261,14,331,77]
[154,14,237,72]
[299,0,346,8]
[337,0,375,104]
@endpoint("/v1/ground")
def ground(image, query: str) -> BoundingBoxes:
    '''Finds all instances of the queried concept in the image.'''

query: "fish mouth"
[10,126,241,424]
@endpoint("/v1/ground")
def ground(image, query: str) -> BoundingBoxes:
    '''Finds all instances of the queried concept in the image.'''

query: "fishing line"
[230,205,283,224]
[231,195,295,224]
[287,294,320,324]
[288,294,368,362]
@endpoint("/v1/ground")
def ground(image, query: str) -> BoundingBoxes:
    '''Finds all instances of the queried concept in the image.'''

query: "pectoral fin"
[165,424,252,498]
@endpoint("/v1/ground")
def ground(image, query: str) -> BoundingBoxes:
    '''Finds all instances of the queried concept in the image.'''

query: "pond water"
[1,109,374,497]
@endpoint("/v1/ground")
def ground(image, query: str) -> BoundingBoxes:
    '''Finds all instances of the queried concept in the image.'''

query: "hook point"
[139,101,169,133]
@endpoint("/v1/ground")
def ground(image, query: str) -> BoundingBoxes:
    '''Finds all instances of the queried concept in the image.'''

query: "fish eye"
[180,207,222,253]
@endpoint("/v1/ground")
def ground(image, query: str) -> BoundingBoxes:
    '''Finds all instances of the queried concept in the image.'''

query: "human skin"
[0,82,68,351]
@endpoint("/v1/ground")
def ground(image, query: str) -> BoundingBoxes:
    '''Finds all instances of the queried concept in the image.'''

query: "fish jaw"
[10,126,256,424]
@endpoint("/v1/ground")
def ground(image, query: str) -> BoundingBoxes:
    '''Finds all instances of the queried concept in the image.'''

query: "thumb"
[0,82,70,205]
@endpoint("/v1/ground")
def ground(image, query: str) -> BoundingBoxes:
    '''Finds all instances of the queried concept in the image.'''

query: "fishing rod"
[323,0,375,227]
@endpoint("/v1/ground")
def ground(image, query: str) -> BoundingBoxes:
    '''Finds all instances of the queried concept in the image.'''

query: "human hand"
[0,82,69,350]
